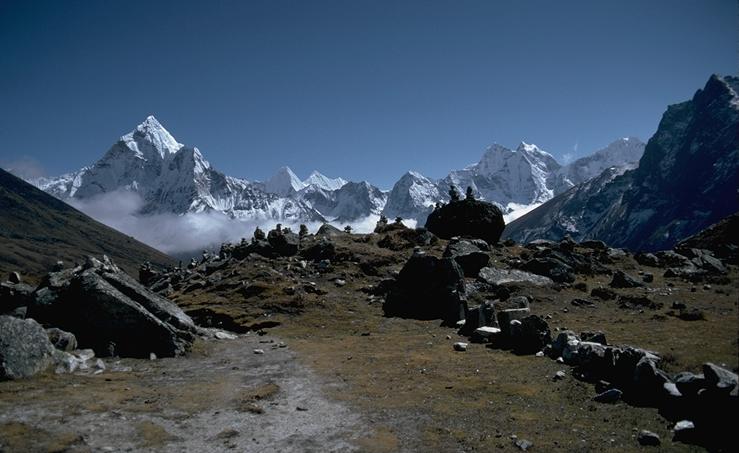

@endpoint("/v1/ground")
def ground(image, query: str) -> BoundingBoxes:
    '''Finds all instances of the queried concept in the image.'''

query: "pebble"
[253,349,265,355]
[553,370,566,381]
[515,439,533,451]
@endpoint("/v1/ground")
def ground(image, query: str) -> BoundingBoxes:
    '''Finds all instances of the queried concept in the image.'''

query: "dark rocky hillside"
[0,168,174,281]
[504,74,739,252]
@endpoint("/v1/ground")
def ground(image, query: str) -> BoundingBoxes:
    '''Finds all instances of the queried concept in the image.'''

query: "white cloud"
[68,190,413,255]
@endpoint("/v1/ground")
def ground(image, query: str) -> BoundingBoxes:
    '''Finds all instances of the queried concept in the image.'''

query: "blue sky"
[1,0,736,188]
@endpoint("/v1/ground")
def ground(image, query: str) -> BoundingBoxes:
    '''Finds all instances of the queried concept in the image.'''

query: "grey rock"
[443,239,490,277]
[8,272,21,284]
[45,328,78,352]
[635,252,660,267]
[673,371,707,397]
[0,315,55,380]
[478,267,552,286]
[672,420,696,442]
[609,270,644,288]
[29,263,194,358]
[703,362,738,393]
[515,439,533,451]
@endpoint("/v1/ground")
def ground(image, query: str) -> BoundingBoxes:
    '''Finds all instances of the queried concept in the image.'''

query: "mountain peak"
[303,171,347,191]
[265,166,305,196]
[516,141,553,158]
[122,115,183,159]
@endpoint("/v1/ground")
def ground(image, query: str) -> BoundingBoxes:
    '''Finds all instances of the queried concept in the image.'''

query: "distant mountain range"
[27,116,644,229]
[11,74,737,254]
[504,74,739,251]
[0,168,174,281]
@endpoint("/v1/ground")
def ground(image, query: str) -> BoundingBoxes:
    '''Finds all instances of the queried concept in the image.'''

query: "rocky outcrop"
[425,197,505,244]
[383,252,466,325]
[27,256,196,358]
[504,74,739,251]
[442,238,490,277]
[0,315,56,380]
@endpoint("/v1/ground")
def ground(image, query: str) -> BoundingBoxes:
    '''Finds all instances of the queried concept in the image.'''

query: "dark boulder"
[300,238,336,262]
[27,257,195,358]
[580,331,607,345]
[267,230,300,257]
[591,287,618,300]
[316,223,343,237]
[609,270,644,288]
[0,315,55,380]
[521,257,575,283]
[496,308,531,337]
[425,198,505,244]
[443,239,490,277]
[459,301,496,337]
[383,254,466,325]
[633,356,672,403]
[509,314,551,354]
[635,252,660,267]
[0,281,34,314]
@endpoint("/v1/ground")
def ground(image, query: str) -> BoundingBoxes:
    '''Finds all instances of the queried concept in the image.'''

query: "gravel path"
[0,334,362,452]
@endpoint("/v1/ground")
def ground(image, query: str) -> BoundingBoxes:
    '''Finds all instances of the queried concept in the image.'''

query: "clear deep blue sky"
[1,0,736,188]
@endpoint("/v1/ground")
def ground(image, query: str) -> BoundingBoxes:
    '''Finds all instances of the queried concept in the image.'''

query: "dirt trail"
[0,335,361,452]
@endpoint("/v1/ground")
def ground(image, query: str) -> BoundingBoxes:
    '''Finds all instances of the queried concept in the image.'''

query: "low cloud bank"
[68,190,418,256]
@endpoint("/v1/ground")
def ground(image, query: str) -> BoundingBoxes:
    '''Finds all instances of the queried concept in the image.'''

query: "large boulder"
[425,198,505,244]
[609,270,644,288]
[443,239,490,277]
[0,315,56,380]
[521,257,575,283]
[28,256,195,358]
[509,315,551,354]
[300,238,336,262]
[267,229,300,257]
[383,254,466,325]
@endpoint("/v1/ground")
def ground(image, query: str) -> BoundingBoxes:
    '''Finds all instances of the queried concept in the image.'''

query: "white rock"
[214,331,237,340]
[453,342,468,352]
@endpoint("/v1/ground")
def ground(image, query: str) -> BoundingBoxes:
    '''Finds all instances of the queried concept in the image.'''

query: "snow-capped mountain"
[302,171,347,192]
[298,181,387,222]
[504,74,739,251]
[262,166,306,197]
[35,116,325,223]
[553,137,645,193]
[381,171,441,220]
[443,141,562,206]
[382,138,644,223]
[32,114,648,240]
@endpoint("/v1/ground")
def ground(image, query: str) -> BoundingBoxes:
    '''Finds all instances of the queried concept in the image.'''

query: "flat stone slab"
[478,267,553,286]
